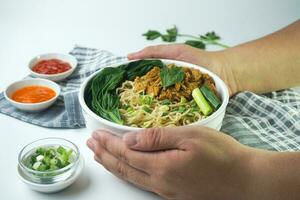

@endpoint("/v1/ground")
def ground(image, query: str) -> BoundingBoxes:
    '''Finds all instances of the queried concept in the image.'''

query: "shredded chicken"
[133,65,217,102]
[134,67,161,96]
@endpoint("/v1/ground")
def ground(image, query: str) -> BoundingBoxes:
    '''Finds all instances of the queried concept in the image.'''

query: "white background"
[0,0,299,199]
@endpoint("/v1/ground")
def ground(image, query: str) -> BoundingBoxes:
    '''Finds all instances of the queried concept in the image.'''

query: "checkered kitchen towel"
[0,45,299,151]
[222,90,300,151]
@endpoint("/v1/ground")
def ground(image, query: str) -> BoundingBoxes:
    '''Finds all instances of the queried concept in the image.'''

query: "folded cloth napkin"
[0,45,299,151]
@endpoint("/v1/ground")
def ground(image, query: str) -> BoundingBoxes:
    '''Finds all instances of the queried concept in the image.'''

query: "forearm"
[246,150,300,200]
[219,20,300,94]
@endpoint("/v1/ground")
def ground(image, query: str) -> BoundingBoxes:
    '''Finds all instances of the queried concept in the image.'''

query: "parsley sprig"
[143,26,229,49]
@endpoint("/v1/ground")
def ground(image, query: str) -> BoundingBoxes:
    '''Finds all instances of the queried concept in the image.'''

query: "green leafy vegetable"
[85,60,164,123]
[192,88,213,116]
[90,67,125,125]
[142,26,229,49]
[160,65,184,88]
[120,59,164,80]
[200,85,221,109]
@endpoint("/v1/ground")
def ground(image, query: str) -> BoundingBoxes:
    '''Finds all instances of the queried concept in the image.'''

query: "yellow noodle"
[116,80,205,128]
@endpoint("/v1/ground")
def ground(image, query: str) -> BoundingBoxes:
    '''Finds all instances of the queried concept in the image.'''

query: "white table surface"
[0,0,299,199]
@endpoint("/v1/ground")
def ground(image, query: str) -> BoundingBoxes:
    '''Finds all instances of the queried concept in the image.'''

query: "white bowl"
[18,156,84,193]
[78,59,229,135]
[4,78,60,112]
[28,53,77,82]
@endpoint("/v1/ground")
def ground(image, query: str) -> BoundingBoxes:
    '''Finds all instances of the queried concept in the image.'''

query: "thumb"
[122,127,185,151]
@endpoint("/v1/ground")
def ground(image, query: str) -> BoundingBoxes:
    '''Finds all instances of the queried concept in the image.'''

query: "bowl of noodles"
[78,59,229,135]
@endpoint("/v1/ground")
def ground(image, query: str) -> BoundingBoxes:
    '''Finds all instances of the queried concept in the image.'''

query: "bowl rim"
[4,78,61,106]
[18,137,80,176]
[78,59,229,131]
[28,53,77,78]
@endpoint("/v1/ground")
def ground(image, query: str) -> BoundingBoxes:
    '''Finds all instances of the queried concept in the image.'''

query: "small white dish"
[28,53,77,82]
[4,78,60,112]
[18,156,84,193]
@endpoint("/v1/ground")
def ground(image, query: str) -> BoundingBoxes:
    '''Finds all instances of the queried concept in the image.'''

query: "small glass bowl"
[18,138,80,184]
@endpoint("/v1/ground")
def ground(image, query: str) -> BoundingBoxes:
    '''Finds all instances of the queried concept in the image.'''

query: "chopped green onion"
[161,99,171,105]
[160,105,170,112]
[126,107,134,113]
[26,146,75,172]
[38,163,48,171]
[139,95,153,105]
[162,112,168,116]
[192,88,213,116]
[178,106,186,113]
[180,96,187,104]
[142,106,152,113]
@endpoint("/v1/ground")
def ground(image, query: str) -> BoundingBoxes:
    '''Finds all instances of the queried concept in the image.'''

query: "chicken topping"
[133,65,216,102]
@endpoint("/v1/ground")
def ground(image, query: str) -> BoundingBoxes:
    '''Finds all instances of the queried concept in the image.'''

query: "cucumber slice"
[192,88,213,116]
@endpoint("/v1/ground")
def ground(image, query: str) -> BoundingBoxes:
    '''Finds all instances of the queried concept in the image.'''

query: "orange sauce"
[11,85,56,103]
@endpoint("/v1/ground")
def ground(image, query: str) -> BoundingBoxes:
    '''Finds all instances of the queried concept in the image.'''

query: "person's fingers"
[91,130,158,173]
[89,138,153,191]
[127,44,185,60]
[123,126,195,151]
[87,137,95,151]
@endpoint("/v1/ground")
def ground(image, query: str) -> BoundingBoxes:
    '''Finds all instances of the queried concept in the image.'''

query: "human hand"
[87,126,254,200]
[128,44,239,96]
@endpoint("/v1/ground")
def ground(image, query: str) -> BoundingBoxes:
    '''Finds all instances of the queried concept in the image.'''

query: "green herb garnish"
[160,65,184,88]
[143,30,161,40]
[143,26,229,49]
[184,40,206,49]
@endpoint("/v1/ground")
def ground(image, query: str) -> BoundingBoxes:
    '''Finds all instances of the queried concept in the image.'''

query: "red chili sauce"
[32,59,71,75]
